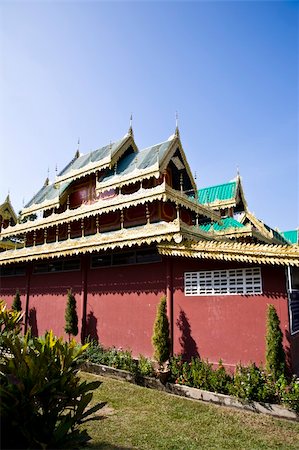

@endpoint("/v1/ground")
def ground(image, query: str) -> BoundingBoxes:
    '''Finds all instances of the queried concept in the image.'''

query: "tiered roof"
[0,127,298,267]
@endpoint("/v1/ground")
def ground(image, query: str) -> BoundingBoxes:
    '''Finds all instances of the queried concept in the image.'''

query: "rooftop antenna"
[175,111,180,138]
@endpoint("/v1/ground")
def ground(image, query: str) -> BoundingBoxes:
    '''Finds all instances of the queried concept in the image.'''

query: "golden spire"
[128,113,133,136]
[75,138,80,159]
[175,111,180,138]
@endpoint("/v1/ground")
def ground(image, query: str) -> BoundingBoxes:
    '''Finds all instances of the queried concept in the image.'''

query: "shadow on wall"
[28,307,38,337]
[85,310,99,343]
[176,309,200,360]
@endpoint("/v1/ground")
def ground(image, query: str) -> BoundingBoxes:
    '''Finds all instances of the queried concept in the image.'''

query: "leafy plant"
[65,289,78,340]
[152,296,170,367]
[265,304,286,381]
[12,290,22,312]
[229,363,277,403]
[276,375,299,413]
[0,331,102,449]
[0,300,23,347]
[137,355,154,377]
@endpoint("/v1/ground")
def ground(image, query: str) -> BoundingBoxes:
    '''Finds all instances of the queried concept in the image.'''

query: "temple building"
[0,195,21,251]
[0,124,299,374]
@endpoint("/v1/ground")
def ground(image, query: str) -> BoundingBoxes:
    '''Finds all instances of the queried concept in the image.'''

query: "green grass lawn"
[80,372,299,450]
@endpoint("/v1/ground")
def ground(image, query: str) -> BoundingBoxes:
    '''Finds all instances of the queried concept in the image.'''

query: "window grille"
[184,267,262,296]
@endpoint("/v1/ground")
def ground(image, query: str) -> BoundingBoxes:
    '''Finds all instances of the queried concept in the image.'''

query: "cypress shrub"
[12,289,22,312]
[64,290,78,339]
[152,296,170,366]
[265,304,285,380]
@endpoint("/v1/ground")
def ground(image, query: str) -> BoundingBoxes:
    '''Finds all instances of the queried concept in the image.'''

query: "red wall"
[171,259,290,371]
[0,273,27,309]
[28,270,82,340]
[0,254,297,374]
[86,261,166,357]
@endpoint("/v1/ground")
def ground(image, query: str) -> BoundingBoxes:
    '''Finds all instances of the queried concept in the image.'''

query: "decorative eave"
[0,219,189,266]
[199,175,248,212]
[0,195,18,224]
[56,134,137,186]
[21,195,60,218]
[1,182,220,238]
[207,222,280,244]
[239,210,285,244]
[160,134,198,194]
[96,160,160,192]
[157,240,299,267]
[55,155,111,185]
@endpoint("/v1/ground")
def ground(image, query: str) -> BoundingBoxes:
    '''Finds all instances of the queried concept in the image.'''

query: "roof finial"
[236,166,240,179]
[44,167,50,186]
[55,164,58,178]
[128,113,133,136]
[175,111,180,137]
[75,138,80,159]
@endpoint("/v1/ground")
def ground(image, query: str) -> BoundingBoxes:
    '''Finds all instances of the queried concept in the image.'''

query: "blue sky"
[0,1,298,231]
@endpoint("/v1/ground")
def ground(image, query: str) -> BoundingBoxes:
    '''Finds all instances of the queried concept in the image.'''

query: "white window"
[184,267,262,296]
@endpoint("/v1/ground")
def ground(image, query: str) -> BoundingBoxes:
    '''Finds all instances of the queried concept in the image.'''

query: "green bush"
[152,296,171,367]
[0,300,24,353]
[265,304,285,380]
[210,360,232,395]
[0,330,102,449]
[229,363,277,403]
[12,290,22,312]
[137,354,154,377]
[276,375,299,414]
[169,356,231,394]
[64,289,78,339]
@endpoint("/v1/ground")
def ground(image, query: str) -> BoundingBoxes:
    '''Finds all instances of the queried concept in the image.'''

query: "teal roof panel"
[281,230,298,244]
[198,181,237,204]
[199,216,244,232]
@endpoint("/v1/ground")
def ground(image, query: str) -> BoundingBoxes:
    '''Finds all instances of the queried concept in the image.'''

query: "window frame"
[184,267,263,296]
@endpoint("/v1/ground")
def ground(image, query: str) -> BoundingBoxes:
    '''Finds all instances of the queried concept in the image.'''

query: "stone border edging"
[80,362,299,422]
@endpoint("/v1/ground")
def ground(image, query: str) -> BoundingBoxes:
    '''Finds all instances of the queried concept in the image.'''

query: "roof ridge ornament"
[175,111,180,138]
[75,138,80,159]
[128,113,134,137]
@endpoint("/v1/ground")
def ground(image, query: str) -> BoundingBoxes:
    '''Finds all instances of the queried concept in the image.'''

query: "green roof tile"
[198,181,237,204]
[281,230,299,244]
[199,217,244,232]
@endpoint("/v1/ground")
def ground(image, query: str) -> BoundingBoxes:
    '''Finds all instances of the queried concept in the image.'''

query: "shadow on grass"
[86,444,136,450]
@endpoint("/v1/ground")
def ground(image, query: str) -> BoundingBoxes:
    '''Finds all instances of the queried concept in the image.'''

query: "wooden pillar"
[81,218,84,237]
[80,254,88,343]
[120,210,124,229]
[146,203,150,225]
[166,257,173,356]
[44,229,47,244]
[24,263,33,334]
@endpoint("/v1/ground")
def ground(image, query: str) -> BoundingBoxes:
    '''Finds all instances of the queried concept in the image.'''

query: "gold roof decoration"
[0,219,193,265]
[158,240,299,267]
[1,182,220,239]
[0,195,18,225]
